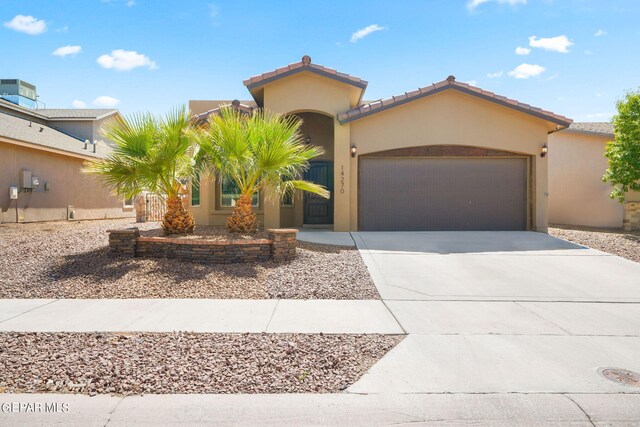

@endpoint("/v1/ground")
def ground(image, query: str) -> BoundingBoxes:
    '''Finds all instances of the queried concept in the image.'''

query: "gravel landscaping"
[0,219,379,299]
[549,226,640,263]
[0,332,402,395]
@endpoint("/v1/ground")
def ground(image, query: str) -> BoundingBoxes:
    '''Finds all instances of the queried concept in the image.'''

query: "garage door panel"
[359,158,527,231]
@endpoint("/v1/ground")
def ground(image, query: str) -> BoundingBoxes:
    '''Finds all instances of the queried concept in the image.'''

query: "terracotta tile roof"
[243,55,368,90]
[193,100,256,123]
[337,76,572,126]
[565,122,614,137]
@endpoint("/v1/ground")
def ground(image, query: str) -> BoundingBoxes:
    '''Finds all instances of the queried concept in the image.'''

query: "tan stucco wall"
[548,131,624,228]
[0,141,134,223]
[349,90,552,231]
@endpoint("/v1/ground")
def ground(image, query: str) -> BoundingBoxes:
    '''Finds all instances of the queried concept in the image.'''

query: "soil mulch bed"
[0,332,402,395]
[0,219,379,299]
[139,225,269,241]
[549,226,640,263]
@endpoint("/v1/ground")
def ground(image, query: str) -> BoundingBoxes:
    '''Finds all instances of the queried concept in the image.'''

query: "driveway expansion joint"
[0,299,59,324]
[564,395,597,426]
[263,299,280,332]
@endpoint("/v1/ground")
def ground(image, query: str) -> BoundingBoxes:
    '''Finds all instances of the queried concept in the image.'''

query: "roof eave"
[338,84,572,127]
[244,66,368,92]
[45,110,120,121]
[0,135,107,160]
[562,129,614,138]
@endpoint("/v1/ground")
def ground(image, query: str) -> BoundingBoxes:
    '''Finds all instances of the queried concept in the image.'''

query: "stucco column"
[333,120,351,231]
[262,187,281,230]
[534,154,549,232]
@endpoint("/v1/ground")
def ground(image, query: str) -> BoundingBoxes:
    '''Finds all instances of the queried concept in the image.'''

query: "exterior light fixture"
[540,143,548,158]
[351,144,357,158]
[305,136,312,144]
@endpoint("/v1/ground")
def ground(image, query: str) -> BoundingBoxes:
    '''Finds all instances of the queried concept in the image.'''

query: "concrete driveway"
[349,231,640,401]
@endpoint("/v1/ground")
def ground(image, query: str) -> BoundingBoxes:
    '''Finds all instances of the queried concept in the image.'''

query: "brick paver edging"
[107,228,297,263]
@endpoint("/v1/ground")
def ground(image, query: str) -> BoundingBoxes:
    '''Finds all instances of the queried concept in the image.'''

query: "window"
[191,172,201,207]
[281,191,294,207]
[221,177,258,207]
[281,176,294,207]
[124,197,134,208]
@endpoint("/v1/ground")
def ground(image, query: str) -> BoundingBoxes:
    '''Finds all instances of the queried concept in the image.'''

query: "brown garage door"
[359,158,527,231]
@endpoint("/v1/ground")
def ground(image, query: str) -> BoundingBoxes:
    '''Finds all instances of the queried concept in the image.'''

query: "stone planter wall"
[107,228,297,264]
[107,228,140,256]
[268,229,298,262]
[623,202,640,232]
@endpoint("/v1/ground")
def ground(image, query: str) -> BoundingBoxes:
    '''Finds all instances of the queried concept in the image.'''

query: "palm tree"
[85,106,196,234]
[191,106,329,233]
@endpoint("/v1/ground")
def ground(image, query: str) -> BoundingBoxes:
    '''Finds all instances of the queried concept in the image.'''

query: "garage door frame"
[357,145,533,231]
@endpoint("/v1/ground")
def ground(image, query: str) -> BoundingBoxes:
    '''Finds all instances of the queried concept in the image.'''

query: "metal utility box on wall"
[9,186,18,200]
[21,170,32,189]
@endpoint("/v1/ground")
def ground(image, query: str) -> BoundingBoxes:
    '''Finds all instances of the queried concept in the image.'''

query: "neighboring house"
[0,93,135,223]
[189,55,572,232]
[549,122,640,229]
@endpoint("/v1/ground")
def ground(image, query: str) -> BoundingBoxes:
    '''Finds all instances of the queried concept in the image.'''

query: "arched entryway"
[280,112,335,228]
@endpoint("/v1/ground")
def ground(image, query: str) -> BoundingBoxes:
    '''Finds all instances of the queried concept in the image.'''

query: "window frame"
[191,172,201,207]
[123,197,134,208]
[219,176,259,208]
[281,190,295,208]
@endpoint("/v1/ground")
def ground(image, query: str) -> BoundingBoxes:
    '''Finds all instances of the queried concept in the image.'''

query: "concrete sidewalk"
[296,229,355,246]
[5,392,640,426]
[0,299,403,334]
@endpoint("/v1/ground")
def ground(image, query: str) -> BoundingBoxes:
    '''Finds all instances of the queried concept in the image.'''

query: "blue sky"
[1,0,638,121]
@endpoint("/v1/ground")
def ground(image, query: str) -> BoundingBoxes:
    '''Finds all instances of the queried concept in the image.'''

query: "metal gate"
[138,193,167,222]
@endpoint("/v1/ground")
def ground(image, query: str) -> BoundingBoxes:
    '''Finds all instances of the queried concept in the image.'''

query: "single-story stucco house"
[190,55,578,232]
[189,56,571,231]
[0,84,135,223]
[548,122,640,230]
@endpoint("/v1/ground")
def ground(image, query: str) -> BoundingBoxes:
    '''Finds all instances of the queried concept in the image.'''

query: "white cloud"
[4,15,47,35]
[467,0,526,11]
[350,24,385,43]
[52,45,82,57]
[508,63,545,79]
[209,3,219,18]
[93,96,120,107]
[71,100,87,108]
[55,25,68,33]
[584,49,593,55]
[97,49,158,71]
[529,35,573,53]
[466,80,478,86]
[594,29,607,36]
[487,71,503,78]
[208,3,220,25]
[515,46,531,55]
[127,0,136,6]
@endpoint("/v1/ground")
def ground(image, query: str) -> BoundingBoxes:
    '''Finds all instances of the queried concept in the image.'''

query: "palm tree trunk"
[162,196,195,235]
[226,194,258,233]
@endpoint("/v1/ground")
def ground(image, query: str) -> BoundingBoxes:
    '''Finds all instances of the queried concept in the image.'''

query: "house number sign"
[340,165,345,194]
